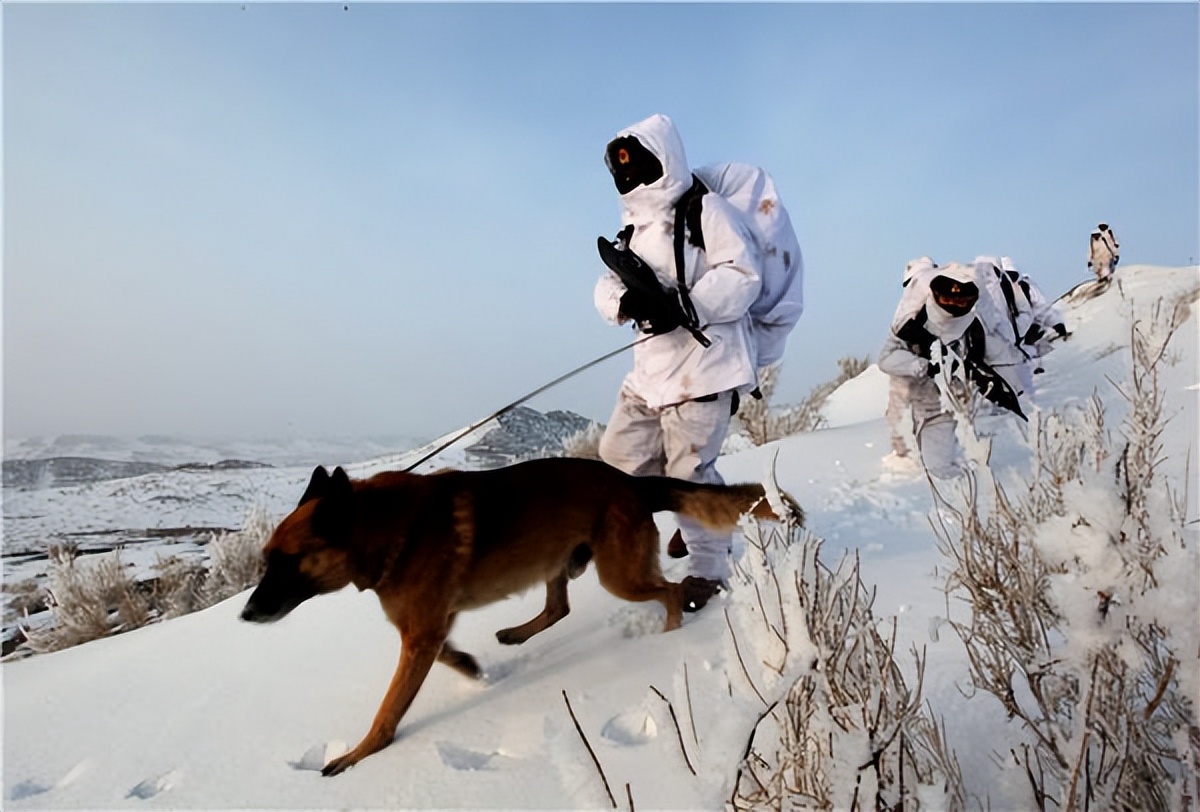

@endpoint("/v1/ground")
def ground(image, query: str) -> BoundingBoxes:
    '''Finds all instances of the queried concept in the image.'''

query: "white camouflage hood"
[903,256,937,285]
[611,113,693,229]
[926,262,979,341]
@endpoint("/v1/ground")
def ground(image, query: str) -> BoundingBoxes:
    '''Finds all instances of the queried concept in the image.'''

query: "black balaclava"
[605,135,664,195]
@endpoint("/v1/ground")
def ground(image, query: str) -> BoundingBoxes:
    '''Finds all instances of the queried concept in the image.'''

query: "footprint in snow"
[436,741,510,771]
[608,604,668,638]
[9,779,50,801]
[9,760,91,801]
[127,768,183,800]
[601,708,658,746]
[292,741,349,772]
[481,653,530,683]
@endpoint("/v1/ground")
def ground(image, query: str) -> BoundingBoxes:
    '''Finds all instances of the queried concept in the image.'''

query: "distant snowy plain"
[2,264,1196,810]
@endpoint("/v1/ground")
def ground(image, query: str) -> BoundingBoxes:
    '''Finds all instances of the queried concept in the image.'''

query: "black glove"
[926,360,940,378]
[1023,324,1045,345]
[619,288,683,335]
[1053,323,1070,339]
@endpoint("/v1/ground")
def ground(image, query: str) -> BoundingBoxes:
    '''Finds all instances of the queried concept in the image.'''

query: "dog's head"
[240,465,357,624]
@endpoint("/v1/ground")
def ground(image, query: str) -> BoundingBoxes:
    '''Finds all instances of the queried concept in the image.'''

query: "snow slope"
[2,264,1196,810]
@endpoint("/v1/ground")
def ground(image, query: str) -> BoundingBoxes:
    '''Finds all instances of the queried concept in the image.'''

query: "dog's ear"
[298,466,331,507]
[329,466,352,495]
[310,466,353,546]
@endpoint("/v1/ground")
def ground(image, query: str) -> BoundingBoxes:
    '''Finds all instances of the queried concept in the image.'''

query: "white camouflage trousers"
[598,386,734,581]
[886,375,961,479]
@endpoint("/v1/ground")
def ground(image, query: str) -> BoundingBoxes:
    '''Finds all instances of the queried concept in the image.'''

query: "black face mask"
[929,275,979,318]
[605,135,664,195]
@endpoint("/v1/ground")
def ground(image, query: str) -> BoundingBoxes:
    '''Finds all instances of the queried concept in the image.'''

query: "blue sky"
[4,2,1197,444]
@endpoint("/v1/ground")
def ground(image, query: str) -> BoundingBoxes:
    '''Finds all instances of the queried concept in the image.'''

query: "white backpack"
[682,162,805,368]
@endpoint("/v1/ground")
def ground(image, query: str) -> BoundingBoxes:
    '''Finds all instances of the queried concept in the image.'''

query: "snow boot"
[681,576,722,612]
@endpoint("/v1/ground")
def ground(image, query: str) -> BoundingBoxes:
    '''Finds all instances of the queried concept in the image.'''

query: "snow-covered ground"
[2,264,1196,810]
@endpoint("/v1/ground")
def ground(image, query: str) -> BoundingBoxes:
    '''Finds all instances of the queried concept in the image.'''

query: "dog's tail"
[639,477,804,530]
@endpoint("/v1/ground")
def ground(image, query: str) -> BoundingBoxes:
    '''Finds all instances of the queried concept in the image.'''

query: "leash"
[402,335,654,472]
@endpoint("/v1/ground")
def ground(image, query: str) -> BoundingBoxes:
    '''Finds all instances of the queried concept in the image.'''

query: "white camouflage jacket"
[594,113,762,409]
[879,262,1025,380]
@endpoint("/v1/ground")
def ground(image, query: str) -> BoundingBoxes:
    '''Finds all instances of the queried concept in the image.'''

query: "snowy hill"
[2,264,1196,810]
[463,406,595,468]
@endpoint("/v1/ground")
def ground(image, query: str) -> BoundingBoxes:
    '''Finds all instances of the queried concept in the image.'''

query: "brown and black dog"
[240,456,799,775]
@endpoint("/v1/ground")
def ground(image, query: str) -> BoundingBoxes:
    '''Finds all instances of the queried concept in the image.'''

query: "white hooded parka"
[879,261,1026,385]
[594,114,762,409]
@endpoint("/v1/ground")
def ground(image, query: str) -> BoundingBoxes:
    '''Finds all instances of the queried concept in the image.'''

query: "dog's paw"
[441,649,483,679]
[494,627,528,646]
[321,753,358,777]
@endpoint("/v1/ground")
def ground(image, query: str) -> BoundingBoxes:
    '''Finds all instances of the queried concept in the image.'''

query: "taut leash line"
[403,335,653,472]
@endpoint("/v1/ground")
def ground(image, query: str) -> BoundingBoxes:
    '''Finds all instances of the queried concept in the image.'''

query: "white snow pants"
[890,375,961,479]
[886,376,916,457]
[598,386,735,581]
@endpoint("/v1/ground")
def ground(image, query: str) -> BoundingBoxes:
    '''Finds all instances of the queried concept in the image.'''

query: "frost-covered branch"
[728,520,964,811]
[730,356,870,448]
[934,301,1199,810]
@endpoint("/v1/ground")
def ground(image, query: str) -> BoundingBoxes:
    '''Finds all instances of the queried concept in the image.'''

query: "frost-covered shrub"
[728,514,964,811]
[933,306,1199,811]
[200,502,270,605]
[732,356,870,447]
[2,577,47,622]
[151,555,209,619]
[17,504,271,656]
[559,421,606,460]
[512,420,606,462]
[21,546,152,653]
[147,505,269,620]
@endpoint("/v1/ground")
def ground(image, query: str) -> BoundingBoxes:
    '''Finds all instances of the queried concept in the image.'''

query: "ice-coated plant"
[732,356,871,448]
[932,300,1198,811]
[727,513,965,811]
[16,503,271,656]
[21,545,151,653]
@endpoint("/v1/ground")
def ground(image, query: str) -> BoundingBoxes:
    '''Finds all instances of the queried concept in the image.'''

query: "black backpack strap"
[672,175,709,337]
[998,272,1021,325]
[997,273,1033,360]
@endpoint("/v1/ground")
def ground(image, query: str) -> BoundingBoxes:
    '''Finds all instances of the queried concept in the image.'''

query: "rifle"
[934,340,1028,421]
[964,355,1027,420]
[898,308,1027,421]
[596,231,711,347]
